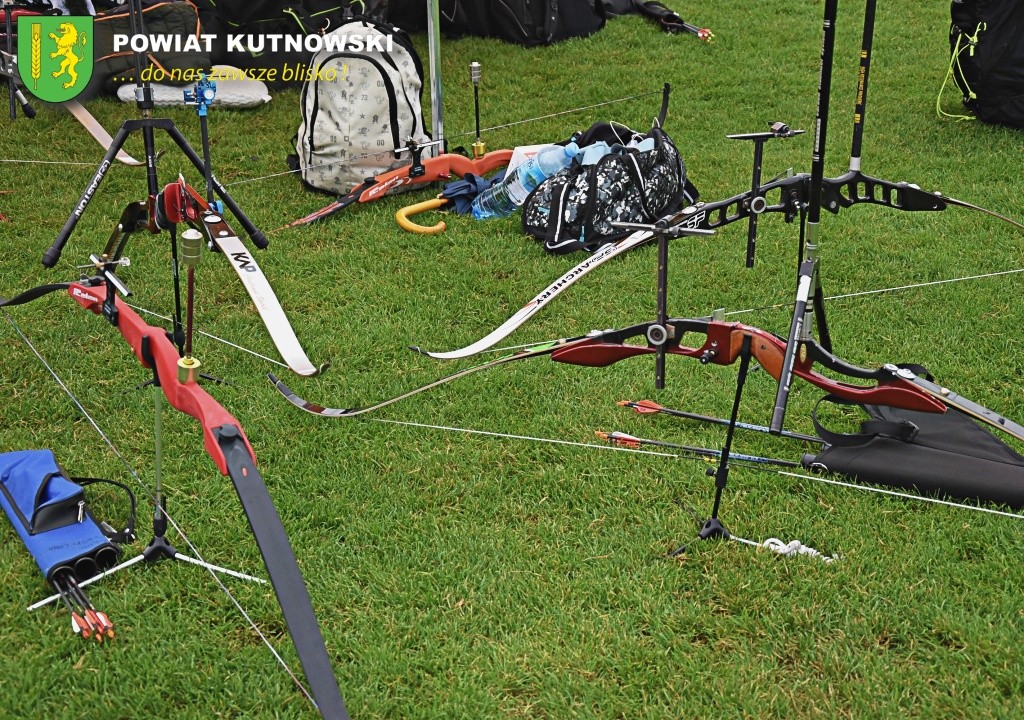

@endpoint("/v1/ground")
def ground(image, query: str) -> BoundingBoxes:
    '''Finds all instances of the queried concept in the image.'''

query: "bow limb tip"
[286,359,331,377]
[267,372,353,417]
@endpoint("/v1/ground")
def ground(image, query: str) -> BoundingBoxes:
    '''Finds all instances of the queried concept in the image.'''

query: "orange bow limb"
[359,149,513,203]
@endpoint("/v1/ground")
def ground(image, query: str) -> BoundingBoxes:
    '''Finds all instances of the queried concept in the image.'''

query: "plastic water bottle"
[472,143,579,219]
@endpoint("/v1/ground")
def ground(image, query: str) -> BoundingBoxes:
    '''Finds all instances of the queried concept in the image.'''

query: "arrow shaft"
[599,431,801,469]
[620,400,821,443]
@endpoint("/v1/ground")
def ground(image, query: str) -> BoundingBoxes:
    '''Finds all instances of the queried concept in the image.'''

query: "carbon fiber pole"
[770,0,839,433]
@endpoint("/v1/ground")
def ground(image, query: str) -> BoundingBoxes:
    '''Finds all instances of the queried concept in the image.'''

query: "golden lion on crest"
[49,23,87,89]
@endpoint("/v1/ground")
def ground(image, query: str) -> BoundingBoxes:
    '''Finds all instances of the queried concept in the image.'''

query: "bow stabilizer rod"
[770,0,840,434]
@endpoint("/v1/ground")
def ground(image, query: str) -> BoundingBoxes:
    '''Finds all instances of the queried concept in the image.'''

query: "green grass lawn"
[2,2,1023,718]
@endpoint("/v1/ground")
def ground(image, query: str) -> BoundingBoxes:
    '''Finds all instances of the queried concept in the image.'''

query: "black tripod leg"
[141,124,160,198]
[164,125,269,249]
[703,334,753,535]
[43,125,134,268]
[673,336,754,553]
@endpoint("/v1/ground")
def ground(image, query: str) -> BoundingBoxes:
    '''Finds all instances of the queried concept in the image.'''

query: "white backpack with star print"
[295,17,430,195]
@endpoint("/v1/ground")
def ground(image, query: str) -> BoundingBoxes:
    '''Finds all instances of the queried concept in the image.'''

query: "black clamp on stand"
[396,138,445,179]
[612,219,714,390]
[79,251,133,326]
[39,0,266,270]
[726,121,805,268]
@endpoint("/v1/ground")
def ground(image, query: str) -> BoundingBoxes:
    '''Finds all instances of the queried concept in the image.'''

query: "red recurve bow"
[67,279,350,720]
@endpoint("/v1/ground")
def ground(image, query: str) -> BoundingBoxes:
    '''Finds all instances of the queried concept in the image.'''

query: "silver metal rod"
[425,0,444,154]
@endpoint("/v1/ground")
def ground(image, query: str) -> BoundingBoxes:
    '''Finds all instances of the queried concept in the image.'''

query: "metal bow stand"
[768,0,845,435]
[769,0,932,437]
[613,218,752,546]
[40,0,266,271]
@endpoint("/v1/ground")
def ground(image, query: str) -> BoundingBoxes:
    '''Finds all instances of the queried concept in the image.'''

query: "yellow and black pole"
[176,228,202,384]
[470,61,485,159]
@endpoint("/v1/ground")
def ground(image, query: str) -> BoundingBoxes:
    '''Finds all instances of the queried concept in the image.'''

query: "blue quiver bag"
[0,450,121,581]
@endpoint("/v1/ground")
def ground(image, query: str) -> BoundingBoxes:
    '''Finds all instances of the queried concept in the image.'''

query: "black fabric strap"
[805,397,1024,508]
[543,176,587,254]
[74,477,137,545]
[812,395,920,447]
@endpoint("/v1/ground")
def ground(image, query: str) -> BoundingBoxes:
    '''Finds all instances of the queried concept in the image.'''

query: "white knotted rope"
[731,535,838,563]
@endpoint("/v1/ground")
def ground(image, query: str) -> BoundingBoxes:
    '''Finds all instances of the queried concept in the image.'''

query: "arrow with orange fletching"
[617,399,821,444]
[595,431,801,469]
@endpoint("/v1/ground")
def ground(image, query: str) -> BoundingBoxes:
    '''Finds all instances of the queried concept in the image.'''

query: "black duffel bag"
[387,0,607,46]
[947,0,1024,127]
